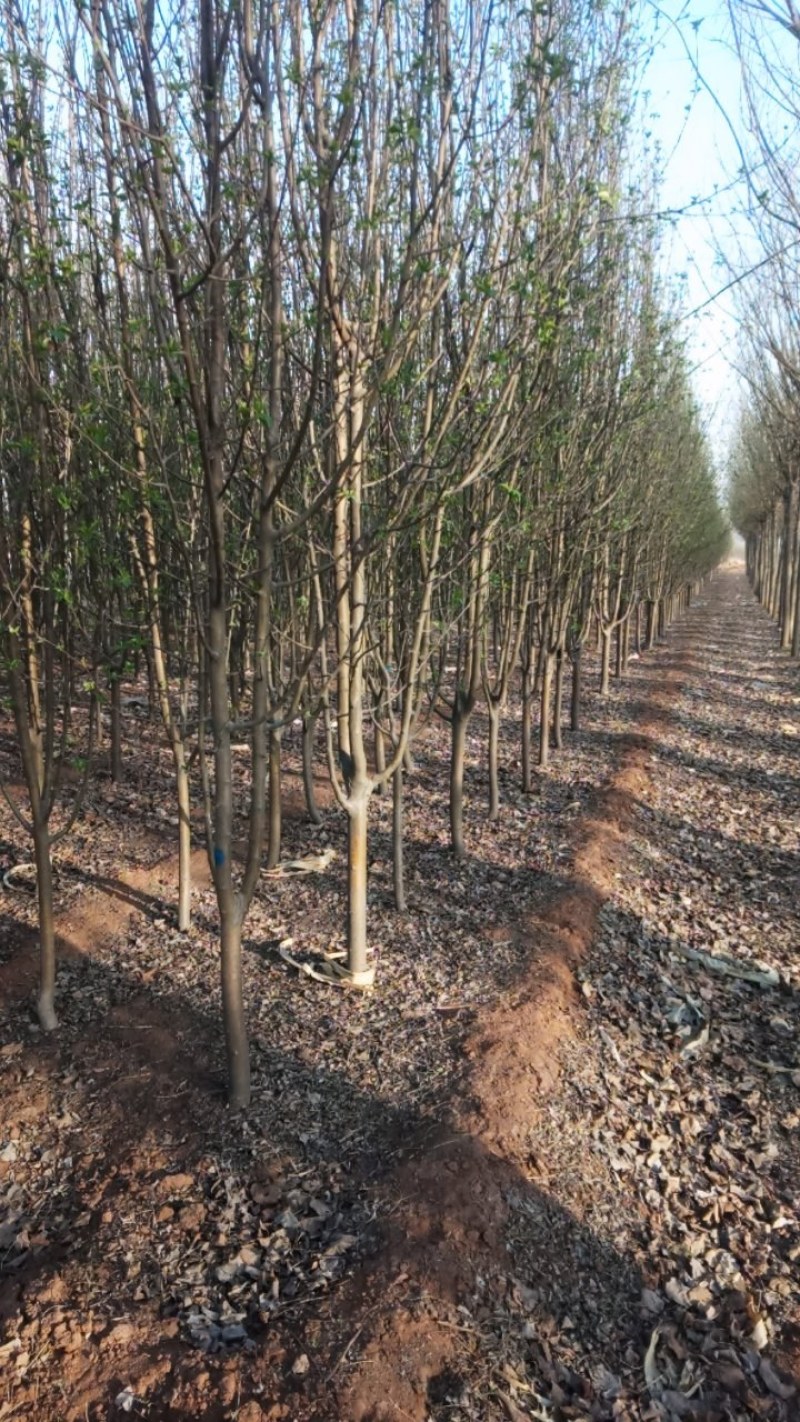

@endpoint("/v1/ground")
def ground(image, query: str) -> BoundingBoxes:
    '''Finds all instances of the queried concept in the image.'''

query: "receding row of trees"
[726,2,800,636]
[0,0,728,1107]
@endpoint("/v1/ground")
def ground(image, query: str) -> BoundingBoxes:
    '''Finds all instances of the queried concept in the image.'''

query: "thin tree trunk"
[347,788,370,977]
[373,711,386,795]
[176,746,191,932]
[792,517,800,659]
[144,643,157,719]
[538,652,553,768]
[220,909,250,1108]
[645,600,656,649]
[450,706,468,858]
[534,634,546,696]
[772,523,781,617]
[19,512,44,790]
[266,727,282,871]
[488,700,501,820]
[570,644,582,732]
[33,819,57,1032]
[302,710,322,825]
[780,487,793,648]
[392,765,406,912]
[521,663,532,792]
[110,678,123,783]
[783,488,798,650]
[553,649,564,750]
[209,576,249,1105]
[599,628,611,695]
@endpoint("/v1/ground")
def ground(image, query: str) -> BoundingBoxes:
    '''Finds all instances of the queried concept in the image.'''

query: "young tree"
[0,15,98,1027]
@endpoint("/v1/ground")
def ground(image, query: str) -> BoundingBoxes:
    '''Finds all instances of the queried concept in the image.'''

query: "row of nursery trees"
[727,1,800,638]
[0,0,727,1106]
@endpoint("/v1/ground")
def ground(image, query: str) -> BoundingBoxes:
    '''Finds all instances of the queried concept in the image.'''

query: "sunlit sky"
[641,0,751,465]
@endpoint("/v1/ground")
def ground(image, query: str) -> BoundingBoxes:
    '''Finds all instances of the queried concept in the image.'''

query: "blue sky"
[641,0,750,458]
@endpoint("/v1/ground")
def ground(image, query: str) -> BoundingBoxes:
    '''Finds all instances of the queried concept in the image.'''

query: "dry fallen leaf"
[758,1357,796,1400]
[644,1328,662,1393]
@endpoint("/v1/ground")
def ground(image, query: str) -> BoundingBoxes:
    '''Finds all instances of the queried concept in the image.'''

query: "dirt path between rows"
[329,615,693,1422]
[2,565,798,1422]
[331,566,798,1422]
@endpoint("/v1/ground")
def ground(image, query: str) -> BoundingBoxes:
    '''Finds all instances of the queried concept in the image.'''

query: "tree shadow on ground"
[58,867,173,918]
[538,719,800,967]
[0,906,648,1422]
[579,895,800,1369]
[2,571,791,1417]
[572,715,800,800]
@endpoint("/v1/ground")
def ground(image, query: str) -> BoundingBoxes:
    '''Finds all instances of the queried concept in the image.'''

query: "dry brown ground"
[1,566,798,1422]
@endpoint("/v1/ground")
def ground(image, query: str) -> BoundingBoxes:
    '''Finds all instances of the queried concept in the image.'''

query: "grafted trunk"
[209,577,250,1105]
[599,628,611,695]
[144,643,157,720]
[645,600,656,649]
[552,649,564,750]
[621,618,630,674]
[570,644,582,732]
[392,765,406,912]
[783,489,799,650]
[347,788,371,977]
[302,710,322,825]
[768,515,781,618]
[229,613,247,717]
[792,517,800,659]
[780,487,793,648]
[538,652,553,769]
[266,727,282,871]
[615,623,623,680]
[373,711,386,795]
[33,819,57,1032]
[176,745,191,932]
[110,678,123,783]
[534,635,546,696]
[521,662,533,793]
[220,909,250,1109]
[488,700,501,820]
[450,707,469,859]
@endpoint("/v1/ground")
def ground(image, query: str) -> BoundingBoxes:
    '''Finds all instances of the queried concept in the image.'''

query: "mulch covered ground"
[0,565,797,1421]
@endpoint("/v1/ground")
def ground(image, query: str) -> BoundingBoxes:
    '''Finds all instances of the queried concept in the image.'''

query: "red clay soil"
[332,665,688,1422]
[0,646,686,1422]
[9,577,790,1422]
[0,654,678,1422]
